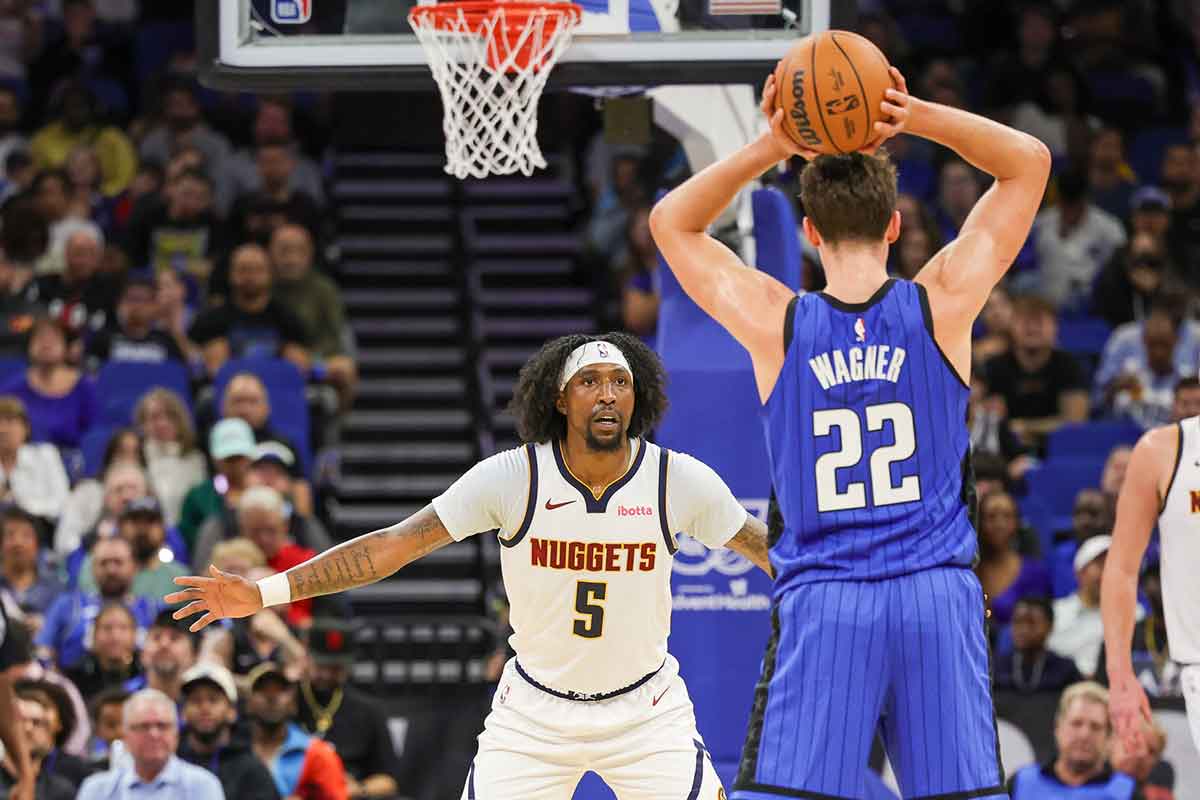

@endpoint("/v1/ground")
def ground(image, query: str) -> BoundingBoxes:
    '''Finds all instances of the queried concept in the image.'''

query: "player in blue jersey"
[650,69,1051,799]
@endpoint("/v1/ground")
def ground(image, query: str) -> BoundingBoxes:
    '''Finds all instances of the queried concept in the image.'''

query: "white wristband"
[256,573,292,608]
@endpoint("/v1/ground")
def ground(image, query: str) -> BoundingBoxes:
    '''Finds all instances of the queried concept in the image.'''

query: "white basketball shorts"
[1183,664,1200,754]
[460,655,724,800]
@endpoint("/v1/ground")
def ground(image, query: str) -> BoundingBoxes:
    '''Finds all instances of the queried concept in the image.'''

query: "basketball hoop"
[409,0,584,179]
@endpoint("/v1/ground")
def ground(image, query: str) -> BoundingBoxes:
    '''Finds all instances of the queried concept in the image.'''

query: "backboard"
[196,0,851,91]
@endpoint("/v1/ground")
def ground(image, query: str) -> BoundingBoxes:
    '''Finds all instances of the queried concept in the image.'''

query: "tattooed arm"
[166,504,455,631]
[724,515,773,579]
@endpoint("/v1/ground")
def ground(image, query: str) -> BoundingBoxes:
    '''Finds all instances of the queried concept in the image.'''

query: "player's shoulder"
[1136,422,1182,464]
[475,442,538,477]
[658,445,726,487]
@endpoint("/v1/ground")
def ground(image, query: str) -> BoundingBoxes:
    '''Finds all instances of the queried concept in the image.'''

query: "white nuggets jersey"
[432,438,747,698]
[1159,415,1200,665]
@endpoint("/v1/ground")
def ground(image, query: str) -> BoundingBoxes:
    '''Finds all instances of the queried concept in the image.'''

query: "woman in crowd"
[975,491,1051,630]
[63,601,143,699]
[135,388,206,526]
[53,427,142,556]
[0,316,96,449]
[0,393,69,521]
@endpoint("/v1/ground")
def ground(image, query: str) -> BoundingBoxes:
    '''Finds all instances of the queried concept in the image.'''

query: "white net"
[409,1,583,179]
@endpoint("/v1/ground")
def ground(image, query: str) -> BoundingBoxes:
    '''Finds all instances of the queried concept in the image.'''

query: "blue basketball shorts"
[732,566,1009,800]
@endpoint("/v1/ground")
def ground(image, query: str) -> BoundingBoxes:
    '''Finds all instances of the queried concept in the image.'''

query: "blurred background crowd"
[0,0,1197,798]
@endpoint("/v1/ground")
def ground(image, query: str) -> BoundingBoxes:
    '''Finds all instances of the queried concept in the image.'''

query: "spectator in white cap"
[179,418,255,555]
[178,662,279,800]
[1048,534,1142,677]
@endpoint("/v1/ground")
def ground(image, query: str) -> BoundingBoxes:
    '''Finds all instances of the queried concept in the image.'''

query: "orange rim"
[409,1,584,32]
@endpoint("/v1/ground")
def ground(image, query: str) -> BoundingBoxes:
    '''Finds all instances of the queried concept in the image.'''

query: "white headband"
[559,341,634,391]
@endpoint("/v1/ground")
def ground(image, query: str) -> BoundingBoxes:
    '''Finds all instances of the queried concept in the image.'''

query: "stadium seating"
[213,357,312,474]
[96,360,192,428]
[1045,420,1142,461]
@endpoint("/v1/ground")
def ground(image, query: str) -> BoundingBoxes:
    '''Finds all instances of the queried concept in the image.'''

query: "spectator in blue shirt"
[1094,303,1199,429]
[35,535,157,670]
[76,688,225,800]
[1008,681,1135,798]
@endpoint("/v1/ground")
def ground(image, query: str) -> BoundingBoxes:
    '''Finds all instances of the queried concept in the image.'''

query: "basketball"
[773,30,894,155]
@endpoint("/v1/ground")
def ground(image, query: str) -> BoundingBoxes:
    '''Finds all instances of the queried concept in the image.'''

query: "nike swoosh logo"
[545,499,576,510]
[652,686,671,706]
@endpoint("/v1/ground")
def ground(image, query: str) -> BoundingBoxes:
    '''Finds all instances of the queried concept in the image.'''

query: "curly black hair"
[508,332,668,444]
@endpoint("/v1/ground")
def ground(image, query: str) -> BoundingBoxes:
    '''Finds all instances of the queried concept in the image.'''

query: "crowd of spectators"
[0,1,402,798]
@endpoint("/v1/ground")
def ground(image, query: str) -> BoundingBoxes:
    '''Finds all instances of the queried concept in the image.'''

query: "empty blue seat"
[1129,126,1188,186]
[213,358,311,474]
[750,187,801,289]
[1046,421,1142,461]
[96,361,191,428]
[1057,315,1111,357]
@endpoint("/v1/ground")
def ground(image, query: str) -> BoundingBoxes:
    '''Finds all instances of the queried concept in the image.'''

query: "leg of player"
[732,585,890,800]
[460,747,584,800]
[591,687,724,799]
[878,567,1008,799]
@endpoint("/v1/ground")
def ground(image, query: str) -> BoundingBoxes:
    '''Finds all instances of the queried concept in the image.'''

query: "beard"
[189,722,227,746]
[249,711,289,734]
[132,535,160,564]
[150,660,181,680]
[584,428,624,452]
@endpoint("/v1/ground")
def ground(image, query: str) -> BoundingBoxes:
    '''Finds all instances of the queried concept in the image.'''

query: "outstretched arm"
[1101,425,1176,756]
[167,504,454,631]
[724,515,773,579]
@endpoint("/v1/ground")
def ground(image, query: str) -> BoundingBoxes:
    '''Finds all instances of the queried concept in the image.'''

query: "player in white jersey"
[1102,376,1200,758]
[166,332,773,799]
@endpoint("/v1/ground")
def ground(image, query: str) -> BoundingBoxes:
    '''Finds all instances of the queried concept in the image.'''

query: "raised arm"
[167,504,454,631]
[648,80,804,399]
[912,98,1051,378]
[1101,425,1176,755]
[724,514,774,579]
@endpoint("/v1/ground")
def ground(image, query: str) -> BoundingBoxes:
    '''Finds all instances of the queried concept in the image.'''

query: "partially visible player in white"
[1102,376,1200,758]
[166,332,772,800]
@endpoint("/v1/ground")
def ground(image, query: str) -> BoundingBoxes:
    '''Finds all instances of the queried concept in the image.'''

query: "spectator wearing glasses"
[76,688,225,800]
[1,689,74,800]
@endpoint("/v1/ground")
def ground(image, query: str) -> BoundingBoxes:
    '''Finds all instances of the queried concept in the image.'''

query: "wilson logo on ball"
[788,69,822,148]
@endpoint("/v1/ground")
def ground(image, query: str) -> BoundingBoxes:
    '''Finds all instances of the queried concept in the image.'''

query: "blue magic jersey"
[762,278,977,591]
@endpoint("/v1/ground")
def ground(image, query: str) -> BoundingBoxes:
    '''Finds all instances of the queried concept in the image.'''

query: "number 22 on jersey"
[813,402,922,512]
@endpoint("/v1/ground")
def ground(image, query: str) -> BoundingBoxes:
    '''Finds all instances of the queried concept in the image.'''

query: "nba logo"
[271,0,312,24]
[854,317,866,342]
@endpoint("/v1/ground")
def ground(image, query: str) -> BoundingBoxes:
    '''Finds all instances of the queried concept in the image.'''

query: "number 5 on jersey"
[573,581,606,638]
[813,402,921,512]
